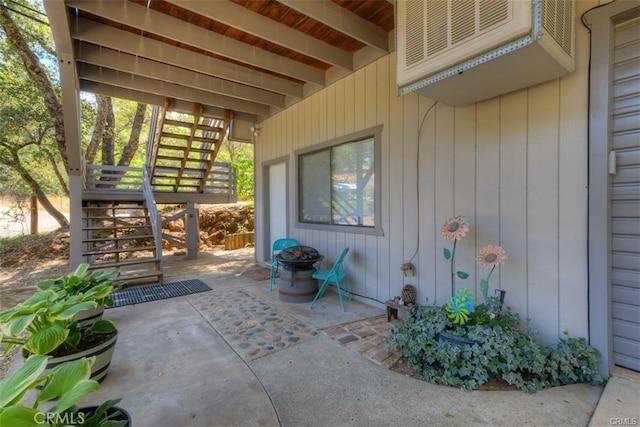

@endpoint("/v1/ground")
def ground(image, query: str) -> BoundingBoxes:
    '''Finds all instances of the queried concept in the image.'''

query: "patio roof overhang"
[43,0,395,173]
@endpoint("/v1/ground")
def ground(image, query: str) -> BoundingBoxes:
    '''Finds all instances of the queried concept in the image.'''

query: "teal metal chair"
[309,247,352,312]
[269,238,300,291]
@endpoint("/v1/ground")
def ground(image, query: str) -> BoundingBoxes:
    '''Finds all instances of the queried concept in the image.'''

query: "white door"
[267,162,288,259]
[611,16,640,371]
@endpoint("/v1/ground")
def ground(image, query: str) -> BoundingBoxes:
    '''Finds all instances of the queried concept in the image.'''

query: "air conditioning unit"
[396,0,575,106]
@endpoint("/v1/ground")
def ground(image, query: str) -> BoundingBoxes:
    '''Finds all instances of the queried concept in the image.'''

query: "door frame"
[586,0,640,378]
[262,156,291,263]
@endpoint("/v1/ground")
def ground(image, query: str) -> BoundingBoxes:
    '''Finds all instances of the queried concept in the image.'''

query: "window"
[296,126,383,236]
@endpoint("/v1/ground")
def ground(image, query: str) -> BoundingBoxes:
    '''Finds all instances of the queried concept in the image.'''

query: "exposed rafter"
[75,42,286,108]
[71,16,304,98]
[78,81,257,123]
[278,0,389,52]
[77,63,271,117]
[168,0,353,71]
[66,0,326,86]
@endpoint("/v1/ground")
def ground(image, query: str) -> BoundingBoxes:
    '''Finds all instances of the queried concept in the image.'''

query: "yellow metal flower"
[441,216,470,241]
[477,245,507,269]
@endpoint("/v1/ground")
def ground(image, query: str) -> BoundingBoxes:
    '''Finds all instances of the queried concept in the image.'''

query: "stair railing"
[143,167,163,272]
[146,105,161,170]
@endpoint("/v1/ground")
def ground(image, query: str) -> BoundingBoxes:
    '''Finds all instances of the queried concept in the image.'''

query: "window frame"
[294,125,383,236]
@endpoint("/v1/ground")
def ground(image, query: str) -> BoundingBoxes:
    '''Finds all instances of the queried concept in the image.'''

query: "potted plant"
[0,354,130,426]
[0,287,118,382]
[36,264,119,327]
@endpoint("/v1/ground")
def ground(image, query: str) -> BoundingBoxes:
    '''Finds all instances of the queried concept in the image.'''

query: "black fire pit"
[275,245,324,303]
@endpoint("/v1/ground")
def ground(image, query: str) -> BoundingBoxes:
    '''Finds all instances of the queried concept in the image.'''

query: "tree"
[217,139,254,201]
[0,0,68,226]
[0,1,149,229]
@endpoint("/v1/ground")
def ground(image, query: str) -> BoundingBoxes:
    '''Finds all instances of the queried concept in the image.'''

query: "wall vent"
[396,0,575,106]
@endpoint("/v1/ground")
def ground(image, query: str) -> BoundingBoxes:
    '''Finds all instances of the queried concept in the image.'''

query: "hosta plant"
[0,355,127,427]
[0,264,119,357]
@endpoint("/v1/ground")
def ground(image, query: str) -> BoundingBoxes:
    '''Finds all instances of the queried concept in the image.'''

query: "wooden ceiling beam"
[75,42,285,108]
[167,0,353,71]
[77,64,271,117]
[277,0,389,52]
[71,17,303,98]
[66,0,326,85]
[78,81,258,123]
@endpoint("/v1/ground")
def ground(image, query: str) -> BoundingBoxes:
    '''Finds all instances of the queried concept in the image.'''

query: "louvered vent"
[542,0,574,57]
[396,0,575,106]
[426,1,448,57]
[404,1,425,67]
[451,1,476,45]
[479,0,510,31]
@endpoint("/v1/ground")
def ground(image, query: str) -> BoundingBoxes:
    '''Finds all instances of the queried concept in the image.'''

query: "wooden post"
[30,194,38,234]
[184,202,199,259]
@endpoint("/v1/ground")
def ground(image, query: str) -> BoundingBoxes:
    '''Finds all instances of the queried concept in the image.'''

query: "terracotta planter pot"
[45,329,118,382]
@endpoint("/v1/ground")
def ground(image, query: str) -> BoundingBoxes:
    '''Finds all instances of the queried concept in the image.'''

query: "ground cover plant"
[388,216,603,392]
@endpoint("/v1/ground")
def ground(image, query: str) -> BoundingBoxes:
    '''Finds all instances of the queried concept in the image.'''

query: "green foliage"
[0,354,126,427]
[216,139,254,201]
[0,264,118,355]
[387,300,603,392]
[233,157,254,202]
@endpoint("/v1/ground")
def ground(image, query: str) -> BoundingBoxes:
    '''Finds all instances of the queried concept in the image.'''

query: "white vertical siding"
[255,2,593,344]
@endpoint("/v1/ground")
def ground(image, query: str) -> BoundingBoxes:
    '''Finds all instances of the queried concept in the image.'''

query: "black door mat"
[109,279,212,308]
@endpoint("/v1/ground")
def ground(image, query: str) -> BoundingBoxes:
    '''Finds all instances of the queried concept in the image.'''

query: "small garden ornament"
[477,245,507,303]
[441,215,470,298]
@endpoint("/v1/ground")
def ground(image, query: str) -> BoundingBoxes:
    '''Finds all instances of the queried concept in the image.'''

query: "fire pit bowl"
[275,245,324,270]
[275,245,324,303]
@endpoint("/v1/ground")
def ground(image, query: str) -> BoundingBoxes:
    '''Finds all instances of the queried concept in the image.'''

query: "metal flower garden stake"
[477,245,508,302]
[441,216,470,298]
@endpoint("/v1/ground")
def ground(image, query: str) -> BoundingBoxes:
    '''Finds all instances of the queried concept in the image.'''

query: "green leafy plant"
[0,266,118,356]
[388,303,603,392]
[37,263,119,309]
[0,355,127,426]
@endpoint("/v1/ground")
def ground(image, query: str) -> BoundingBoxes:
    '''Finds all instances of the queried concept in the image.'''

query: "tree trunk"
[117,103,146,168]
[2,153,69,227]
[102,98,115,166]
[45,150,69,196]
[86,95,109,165]
[0,4,68,172]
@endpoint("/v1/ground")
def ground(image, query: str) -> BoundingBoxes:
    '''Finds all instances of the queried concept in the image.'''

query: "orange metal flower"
[477,245,507,269]
[441,216,469,241]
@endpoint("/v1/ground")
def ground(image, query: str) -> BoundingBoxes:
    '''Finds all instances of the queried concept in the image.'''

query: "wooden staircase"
[80,101,235,288]
[82,200,163,287]
[150,102,231,194]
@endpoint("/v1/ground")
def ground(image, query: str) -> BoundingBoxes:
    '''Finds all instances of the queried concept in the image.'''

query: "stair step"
[163,118,223,133]
[82,234,154,243]
[83,246,156,256]
[82,215,148,220]
[154,166,206,172]
[118,270,164,287]
[83,205,144,210]
[160,132,221,145]
[83,224,151,231]
[87,258,161,269]
[157,144,215,155]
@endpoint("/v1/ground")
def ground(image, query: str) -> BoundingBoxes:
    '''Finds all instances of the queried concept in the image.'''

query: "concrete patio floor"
[11,248,639,426]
